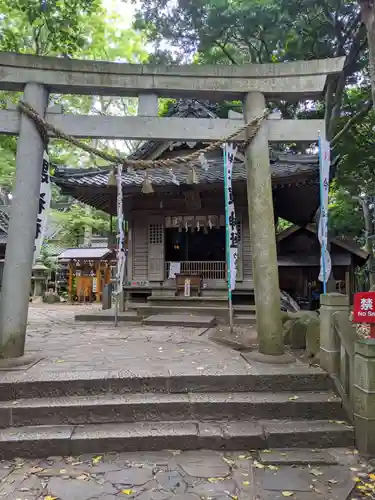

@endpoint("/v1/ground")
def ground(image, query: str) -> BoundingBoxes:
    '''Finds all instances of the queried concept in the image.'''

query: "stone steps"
[142,313,216,327]
[0,419,354,459]
[136,304,256,323]
[0,366,354,458]
[0,391,345,428]
[0,370,333,400]
[234,313,257,325]
[75,311,141,322]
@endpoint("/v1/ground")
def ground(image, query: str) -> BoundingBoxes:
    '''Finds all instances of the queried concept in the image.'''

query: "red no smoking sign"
[353,293,375,333]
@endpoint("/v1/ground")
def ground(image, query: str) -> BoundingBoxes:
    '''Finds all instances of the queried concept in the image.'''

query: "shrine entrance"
[165,224,226,280]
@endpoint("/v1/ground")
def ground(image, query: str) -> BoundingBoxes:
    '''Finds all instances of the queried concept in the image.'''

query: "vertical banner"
[318,136,331,290]
[116,164,126,293]
[33,150,51,265]
[223,143,238,330]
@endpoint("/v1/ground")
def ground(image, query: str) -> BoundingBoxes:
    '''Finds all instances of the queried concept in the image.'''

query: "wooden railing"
[165,261,226,280]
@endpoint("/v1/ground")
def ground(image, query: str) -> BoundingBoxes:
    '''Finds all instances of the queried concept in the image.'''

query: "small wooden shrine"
[57,248,116,302]
[277,224,369,302]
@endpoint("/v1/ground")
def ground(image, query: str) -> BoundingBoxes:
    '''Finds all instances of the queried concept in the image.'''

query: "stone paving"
[0,304,369,499]
[0,448,367,499]
[1,304,266,381]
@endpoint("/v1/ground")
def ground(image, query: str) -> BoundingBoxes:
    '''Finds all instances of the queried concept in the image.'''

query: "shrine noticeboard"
[353,292,375,323]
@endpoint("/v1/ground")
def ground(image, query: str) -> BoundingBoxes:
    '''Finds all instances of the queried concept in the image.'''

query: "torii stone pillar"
[0,83,49,358]
[244,92,284,357]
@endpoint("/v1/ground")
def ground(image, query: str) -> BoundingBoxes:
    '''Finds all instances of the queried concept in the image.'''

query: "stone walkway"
[0,448,367,499]
[0,304,368,499]
[2,304,274,382]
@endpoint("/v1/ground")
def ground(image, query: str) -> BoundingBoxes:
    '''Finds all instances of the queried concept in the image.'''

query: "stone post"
[353,339,375,456]
[319,293,349,375]
[243,92,283,356]
[0,83,49,358]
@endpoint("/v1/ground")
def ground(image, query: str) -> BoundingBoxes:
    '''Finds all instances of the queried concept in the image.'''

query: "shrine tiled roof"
[53,153,320,190]
[53,99,326,190]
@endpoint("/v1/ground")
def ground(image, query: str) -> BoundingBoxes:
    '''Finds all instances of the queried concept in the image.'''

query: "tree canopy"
[0,0,148,247]
[132,0,375,282]
[0,0,374,282]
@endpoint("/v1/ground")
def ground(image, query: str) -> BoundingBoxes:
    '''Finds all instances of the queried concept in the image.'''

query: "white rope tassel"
[107,168,116,186]
[141,171,154,194]
[199,152,209,171]
[187,166,199,184]
[170,168,180,186]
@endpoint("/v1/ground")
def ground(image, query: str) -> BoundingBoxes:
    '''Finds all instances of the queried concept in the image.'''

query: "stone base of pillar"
[353,339,375,456]
[118,291,125,313]
[319,293,348,375]
[0,354,42,370]
[242,350,295,365]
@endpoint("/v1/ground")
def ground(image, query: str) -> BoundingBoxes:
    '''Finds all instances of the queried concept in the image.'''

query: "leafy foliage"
[53,205,110,247]
[0,0,148,244]
[0,0,102,56]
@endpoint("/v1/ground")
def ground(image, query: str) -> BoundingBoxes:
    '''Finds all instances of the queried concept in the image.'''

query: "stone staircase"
[136,296,257,325]
[0,367,354,459]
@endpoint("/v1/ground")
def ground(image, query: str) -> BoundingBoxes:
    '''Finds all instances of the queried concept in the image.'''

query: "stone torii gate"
[0,52,344,360]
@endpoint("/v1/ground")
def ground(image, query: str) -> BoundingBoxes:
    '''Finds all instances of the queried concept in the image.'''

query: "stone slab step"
[234,313,257,325]
[258,448,339,465]
[142,314,216,327]
[136,305,255,322]
[148,296,229,303]
[0,391,345,428]
[0,419,354,459]
[75,311,141,322]
[0,369,334,400]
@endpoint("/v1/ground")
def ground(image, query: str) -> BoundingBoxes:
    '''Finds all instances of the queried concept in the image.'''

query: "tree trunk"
[360,196,375,288]
[360,0,375,107]
[83,206,92,247]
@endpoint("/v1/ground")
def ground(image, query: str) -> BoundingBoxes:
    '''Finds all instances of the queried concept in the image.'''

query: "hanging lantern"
[107,168,116,186]
[141,171,154,194]
[187,166,199,185]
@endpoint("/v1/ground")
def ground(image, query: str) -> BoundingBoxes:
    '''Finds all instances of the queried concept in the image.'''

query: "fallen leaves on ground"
[92,456,103,465]
[207,477,225,483]
[44,496,57,500]
[222,456,235,467]
[268,465,279,471]
[350,469,375,499]
[281,492,294,497]
[252,460,265,469]
[310,468,324,477]
[29,466,45,474]
[122,489,136,495]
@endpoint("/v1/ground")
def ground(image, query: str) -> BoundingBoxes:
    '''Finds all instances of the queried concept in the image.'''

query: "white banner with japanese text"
[318,136,331,284]
[224,143,238,291]
[33,150,51,265]
[116,164,126,293]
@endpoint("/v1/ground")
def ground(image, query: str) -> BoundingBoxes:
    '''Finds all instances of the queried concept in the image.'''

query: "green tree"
[0,0,102,56]
[359,1,375,107]
[53,204,110,246]
[134,0,370,139]
[0,0,148,240]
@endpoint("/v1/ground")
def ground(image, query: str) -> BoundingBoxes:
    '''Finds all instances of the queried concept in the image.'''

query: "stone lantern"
[31,260,49,297]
